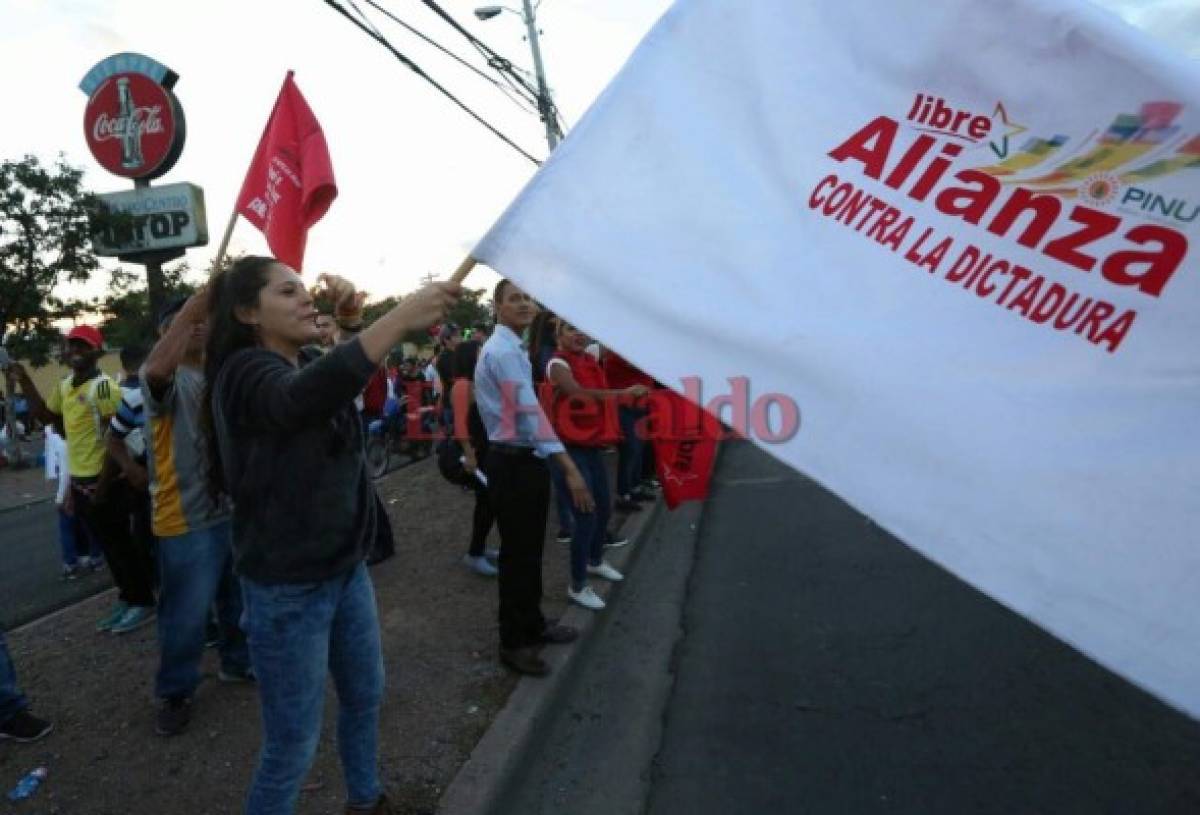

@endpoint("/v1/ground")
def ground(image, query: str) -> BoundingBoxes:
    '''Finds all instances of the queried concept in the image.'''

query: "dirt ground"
[1,457,576,815]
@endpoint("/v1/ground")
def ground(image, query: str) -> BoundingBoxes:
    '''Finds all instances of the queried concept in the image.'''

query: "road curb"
[0,495,53,515]
[8,586,117,636]
[437,496,666,815]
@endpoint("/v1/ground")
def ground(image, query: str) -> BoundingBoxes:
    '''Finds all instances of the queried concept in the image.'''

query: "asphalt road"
[496,440,1200,815]
[0,500,113,630]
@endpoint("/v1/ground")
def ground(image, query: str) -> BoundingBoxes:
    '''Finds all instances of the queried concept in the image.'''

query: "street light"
[475,1,559,152]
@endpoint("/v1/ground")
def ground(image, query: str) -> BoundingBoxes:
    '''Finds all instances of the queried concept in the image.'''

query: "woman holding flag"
[203,256,458,814]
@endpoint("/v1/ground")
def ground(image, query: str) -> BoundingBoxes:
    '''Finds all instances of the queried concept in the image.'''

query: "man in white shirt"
[474,280,593,676]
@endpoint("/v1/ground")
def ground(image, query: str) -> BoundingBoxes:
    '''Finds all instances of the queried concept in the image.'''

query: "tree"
[98,261,200,351]
[0,155,99,364]
[446,287,490,333]
[360,286,490,350]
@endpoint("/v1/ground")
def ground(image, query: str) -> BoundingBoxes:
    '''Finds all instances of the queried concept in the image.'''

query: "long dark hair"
[527,309,558,383]
[201,255,277,500]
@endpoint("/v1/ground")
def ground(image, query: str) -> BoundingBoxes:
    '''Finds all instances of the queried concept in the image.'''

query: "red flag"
[236,72,336,271]
[647,390,719,510]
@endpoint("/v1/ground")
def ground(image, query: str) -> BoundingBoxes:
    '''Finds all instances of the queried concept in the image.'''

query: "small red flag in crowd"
[648,390,719,510]
[235,71,337,271]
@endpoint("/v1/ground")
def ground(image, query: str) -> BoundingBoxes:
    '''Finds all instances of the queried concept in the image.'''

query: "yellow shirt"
[46,373,121,478]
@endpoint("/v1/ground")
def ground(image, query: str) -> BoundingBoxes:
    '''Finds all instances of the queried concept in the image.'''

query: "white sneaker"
[587,562,624,582]
[567,585,606,610]
[463,554,498,577]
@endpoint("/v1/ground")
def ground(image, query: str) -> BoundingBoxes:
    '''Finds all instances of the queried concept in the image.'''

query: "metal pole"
[135,177,168,330]
[521,0,558,151]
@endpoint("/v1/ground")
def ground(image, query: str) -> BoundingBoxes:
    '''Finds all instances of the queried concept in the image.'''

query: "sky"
[1,0,1197,308]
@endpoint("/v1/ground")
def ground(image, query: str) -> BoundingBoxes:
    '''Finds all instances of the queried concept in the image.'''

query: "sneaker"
[96,602,130,632]
[555,529,572,544]
[0,710,53,743]
[111,605,155,634]
[483,547,500,562]
[567,585,606,611]
[61,563,82,581]
[604,531,630,549]
[614,496,643,513]
[499,646,550,677]
[463,554,498,577]
[587,561,624,582]
[218,666,256,684]
[630,488,656,502]
[82,555,105,572]
[156,696,192,737]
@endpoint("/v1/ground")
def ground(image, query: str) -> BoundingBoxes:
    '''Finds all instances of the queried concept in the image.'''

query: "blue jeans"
[155,521,249,699]
[566,447,612,591]
[616,406,648,497]
[57,507,79,566]
[549,457,575,535]
[242,562,384,814]
[0,630,29,724]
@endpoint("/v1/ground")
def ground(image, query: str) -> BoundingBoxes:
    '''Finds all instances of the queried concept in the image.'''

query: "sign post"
[80,52,205,325]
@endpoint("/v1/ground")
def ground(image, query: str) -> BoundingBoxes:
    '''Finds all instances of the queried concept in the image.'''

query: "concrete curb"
[9,586,118,636]
[437,497,666,815]
[0,495,53,515]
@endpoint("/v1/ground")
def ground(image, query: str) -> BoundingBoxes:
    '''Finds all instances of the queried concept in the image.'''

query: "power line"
[323,0,541,165]
[361,0,541,113]
[414,0,565,141]
[416,0,542,99]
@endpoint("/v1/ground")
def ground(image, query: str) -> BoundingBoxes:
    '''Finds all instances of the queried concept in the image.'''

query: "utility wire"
[324,0,541,165]
[416,0,542,99]
[415,0,565,141]
[362,0,540,113]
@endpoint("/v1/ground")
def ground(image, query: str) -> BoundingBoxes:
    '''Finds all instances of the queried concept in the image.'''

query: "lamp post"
[475,2,559,152]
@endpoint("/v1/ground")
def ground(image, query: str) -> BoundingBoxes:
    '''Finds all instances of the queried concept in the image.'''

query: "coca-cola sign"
[82,61,185,180]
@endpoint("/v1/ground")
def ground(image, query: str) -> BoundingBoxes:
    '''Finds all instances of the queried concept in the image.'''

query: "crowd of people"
[0,258,662,814]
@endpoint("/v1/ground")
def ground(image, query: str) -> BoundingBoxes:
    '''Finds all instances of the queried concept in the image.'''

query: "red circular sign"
[83,72,182,179]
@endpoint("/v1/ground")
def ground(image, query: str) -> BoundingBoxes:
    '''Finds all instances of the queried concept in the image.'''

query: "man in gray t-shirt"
[142,294,250,738]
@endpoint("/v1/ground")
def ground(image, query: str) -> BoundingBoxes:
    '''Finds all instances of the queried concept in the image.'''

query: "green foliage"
[446,287,490,334]
[0,155,99,365]
[98,261,200,351]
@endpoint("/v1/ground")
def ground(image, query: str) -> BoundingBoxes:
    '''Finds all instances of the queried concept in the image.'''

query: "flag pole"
[211,210,239,276]
[449,256,476,284]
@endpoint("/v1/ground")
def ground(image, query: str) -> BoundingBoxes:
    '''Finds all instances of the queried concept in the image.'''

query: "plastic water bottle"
[7,767,47,801]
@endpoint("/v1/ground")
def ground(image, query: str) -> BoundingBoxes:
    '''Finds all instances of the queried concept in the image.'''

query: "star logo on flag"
[989,102,1027,158]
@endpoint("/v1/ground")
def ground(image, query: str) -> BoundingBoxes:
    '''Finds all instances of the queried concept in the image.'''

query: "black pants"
[468,471,495,557]
[88,478,156,608]
[641,433,657,481]
[486,450,549,650]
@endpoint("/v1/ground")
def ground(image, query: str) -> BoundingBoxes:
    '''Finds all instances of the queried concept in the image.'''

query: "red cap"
[67,324,104,350]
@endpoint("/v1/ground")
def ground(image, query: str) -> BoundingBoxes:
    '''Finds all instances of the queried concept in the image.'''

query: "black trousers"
[486,450,549,650]
[88,477,156,608]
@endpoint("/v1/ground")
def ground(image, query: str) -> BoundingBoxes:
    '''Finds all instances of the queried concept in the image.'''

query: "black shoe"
[538,623,579,645]
[499,646,550,676]
[629,488,656,502]
[614,496,643,513]
[604,531,630,549]
[555,529,572,544]
[0,710,53,743]
[156,695,192,737]
[345,792,394,813]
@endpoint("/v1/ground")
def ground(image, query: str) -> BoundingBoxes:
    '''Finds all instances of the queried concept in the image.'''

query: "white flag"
[475,0,1200,717]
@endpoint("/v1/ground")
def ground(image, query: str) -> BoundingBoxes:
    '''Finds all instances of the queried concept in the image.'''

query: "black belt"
[490,442,538,457]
